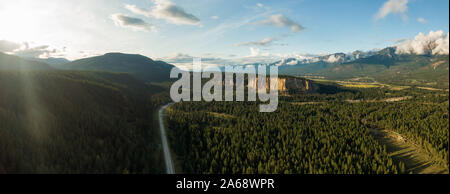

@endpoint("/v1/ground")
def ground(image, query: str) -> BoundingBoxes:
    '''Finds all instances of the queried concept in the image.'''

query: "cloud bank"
[14,44,52,58]
[395,30,449,55]
[110,13,156,32]
[0,40,66,58]
[375,0,409,20]
[254,14,305,32]
[125,0,201,26]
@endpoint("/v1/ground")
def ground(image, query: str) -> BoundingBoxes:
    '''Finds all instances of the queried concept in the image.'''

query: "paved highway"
[158,103,175,174]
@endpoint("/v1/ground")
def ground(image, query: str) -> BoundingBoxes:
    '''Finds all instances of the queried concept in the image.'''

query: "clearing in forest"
[371,128,449,174]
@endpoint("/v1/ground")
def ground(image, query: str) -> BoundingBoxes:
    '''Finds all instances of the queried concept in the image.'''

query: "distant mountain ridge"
[270,50,377,67]
[27,57,71,67]
[0,52,51,70]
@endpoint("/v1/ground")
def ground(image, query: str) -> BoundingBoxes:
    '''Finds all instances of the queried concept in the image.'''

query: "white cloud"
[395,30,449,55]
[234,37,275,47]
[286,60,298,65]
[233,49,287,65]
[77,50,104,59]
[392,38,408,43]
[250,47,260,56]
[126,0,201,26]
[164,52,194,63]
[14,44,53,58]
[161,51,329,69]
[417,17,427,23]
[161,52,231,71]
[375,0,409,20]
[326,55,341,63]
[254,14,305,32]
[125,4,152,18]
[163,52,229,64]
[254,3,271,10]
[0,40,21,52]
[211,15,219,19]
[110,13,156,32]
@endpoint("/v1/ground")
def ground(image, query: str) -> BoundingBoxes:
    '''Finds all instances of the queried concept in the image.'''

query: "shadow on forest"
[370,128,448,174]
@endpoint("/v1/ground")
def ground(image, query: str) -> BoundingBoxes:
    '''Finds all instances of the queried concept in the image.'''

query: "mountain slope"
[279,61,335,76]
[61,53,174,82]
[0,52,51,70]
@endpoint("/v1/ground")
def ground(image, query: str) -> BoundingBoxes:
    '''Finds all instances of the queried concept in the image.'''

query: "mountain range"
[1,43,449,88]
[271,50,378,67]
[276,47,449,88]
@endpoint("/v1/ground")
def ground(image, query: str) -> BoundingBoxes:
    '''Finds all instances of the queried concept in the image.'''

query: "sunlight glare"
[0,1,50,43]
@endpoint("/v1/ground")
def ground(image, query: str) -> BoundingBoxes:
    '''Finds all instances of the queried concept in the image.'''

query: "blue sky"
[0,0,448,65]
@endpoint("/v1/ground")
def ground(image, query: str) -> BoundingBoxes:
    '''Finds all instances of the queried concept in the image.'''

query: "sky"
[0,0,448,67]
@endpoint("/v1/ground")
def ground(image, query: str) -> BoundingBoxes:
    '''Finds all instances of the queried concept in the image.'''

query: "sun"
[0,1,47,43]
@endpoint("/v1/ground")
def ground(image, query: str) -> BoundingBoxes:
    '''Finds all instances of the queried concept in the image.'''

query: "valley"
[0,48,448,174]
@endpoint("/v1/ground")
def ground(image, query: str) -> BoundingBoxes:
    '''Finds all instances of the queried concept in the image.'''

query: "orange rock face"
[247,77,317,93]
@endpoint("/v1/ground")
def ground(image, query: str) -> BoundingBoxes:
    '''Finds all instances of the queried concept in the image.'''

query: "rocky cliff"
[247,76,318,93]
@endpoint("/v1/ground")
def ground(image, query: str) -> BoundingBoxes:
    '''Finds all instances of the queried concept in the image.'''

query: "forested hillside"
[0,70,167,173]
[166,85,449,174]
[61,53,175,83]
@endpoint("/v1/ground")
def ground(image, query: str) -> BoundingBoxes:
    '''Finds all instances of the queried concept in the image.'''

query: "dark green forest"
[0,70,168,173]
[166,86,449,174]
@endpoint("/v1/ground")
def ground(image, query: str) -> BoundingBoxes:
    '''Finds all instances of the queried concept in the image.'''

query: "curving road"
[158,102,175,174]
